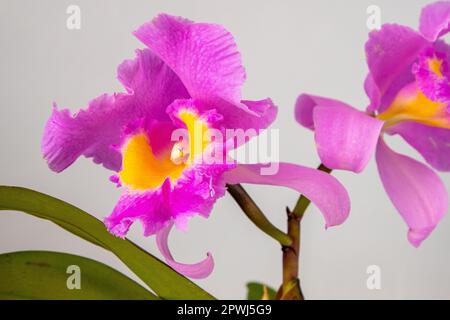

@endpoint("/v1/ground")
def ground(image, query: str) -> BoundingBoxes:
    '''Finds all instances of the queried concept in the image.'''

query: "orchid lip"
[376,82,450,130]
[118,132,186,191]
[413,47,450,103]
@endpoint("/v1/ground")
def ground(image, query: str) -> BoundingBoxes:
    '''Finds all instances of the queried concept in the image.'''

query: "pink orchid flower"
[42,14,350,278]
[295,1,450,248]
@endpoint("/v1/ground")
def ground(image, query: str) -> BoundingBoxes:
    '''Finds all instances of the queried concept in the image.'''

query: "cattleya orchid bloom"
[295,1,450,247]
[42,14,350,278]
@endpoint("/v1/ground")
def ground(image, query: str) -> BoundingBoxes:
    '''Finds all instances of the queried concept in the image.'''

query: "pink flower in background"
[42,14,350,277]
[295,1,450,247]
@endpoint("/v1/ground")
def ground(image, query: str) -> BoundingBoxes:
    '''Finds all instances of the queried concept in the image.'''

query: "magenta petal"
[390,122,450,172]
[364,74,381,113]
[156,222,214,279]
[42,48,190,173]
[365,24,429,111]
[224,163,350,228]
[117,48,189,120]
[313,104,383,173]
[294,94,355,130]
[412,45,450,102]
[220,98,278,140]
[42,94,130,172]
[134,14,246,105]
[105,161,232,238]
[104,179,173,238]
[376,139,448,247]
[419,1,450,41]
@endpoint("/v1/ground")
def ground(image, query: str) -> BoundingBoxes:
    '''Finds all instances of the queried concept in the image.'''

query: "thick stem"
[227,184,292,246]
[281,207,304,300]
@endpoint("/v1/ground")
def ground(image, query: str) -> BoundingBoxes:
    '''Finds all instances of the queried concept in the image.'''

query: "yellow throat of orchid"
[429,57,444,78]
[377,83,450,129]
[119,110,210,191]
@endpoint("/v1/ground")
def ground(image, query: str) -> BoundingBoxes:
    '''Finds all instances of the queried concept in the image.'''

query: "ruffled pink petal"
[419,1,450,41]
[170,163,234,221]
[156,222,214,279]
[375,139,448,247]
[104,179,173,237]
[42,49,189,173]
[42,94,131,172]
[134,15,276,140]
[365,24,429,112]
[389,121,450,172]
[105,161,233,237]
[134,14,246,106]
[412,43,450,102]
[224,163,350,228]
[313,104,384,173]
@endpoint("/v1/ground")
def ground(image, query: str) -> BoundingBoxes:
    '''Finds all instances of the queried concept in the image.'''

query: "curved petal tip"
[156,223,214,279]
[376,139,448,247]
[408,227,435,248]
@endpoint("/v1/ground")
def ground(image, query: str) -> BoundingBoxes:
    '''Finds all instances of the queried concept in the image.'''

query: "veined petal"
[42,94,131,172]
[224,163,350,228]
[375,138,448,247]
[134,15,276,141]
[389,121,450,172]
[134,14,246,105]
[117,48,190,120]
[365,24,429,112]
[156,222,214,279]
[419,1,450,41]
[313,103,384,173]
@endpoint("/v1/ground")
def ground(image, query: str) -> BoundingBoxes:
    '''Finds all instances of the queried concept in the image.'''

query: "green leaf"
[0,186,214,300]
[0,251,157,300]
[246,282,277,300]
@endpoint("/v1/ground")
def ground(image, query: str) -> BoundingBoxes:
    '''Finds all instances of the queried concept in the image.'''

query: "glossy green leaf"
[246,282,277,300]
[0,186,214,300]
[0,251,156,300]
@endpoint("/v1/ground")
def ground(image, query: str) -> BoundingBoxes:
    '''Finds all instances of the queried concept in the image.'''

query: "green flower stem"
[227,184,292,247]
[281,163,332,300]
